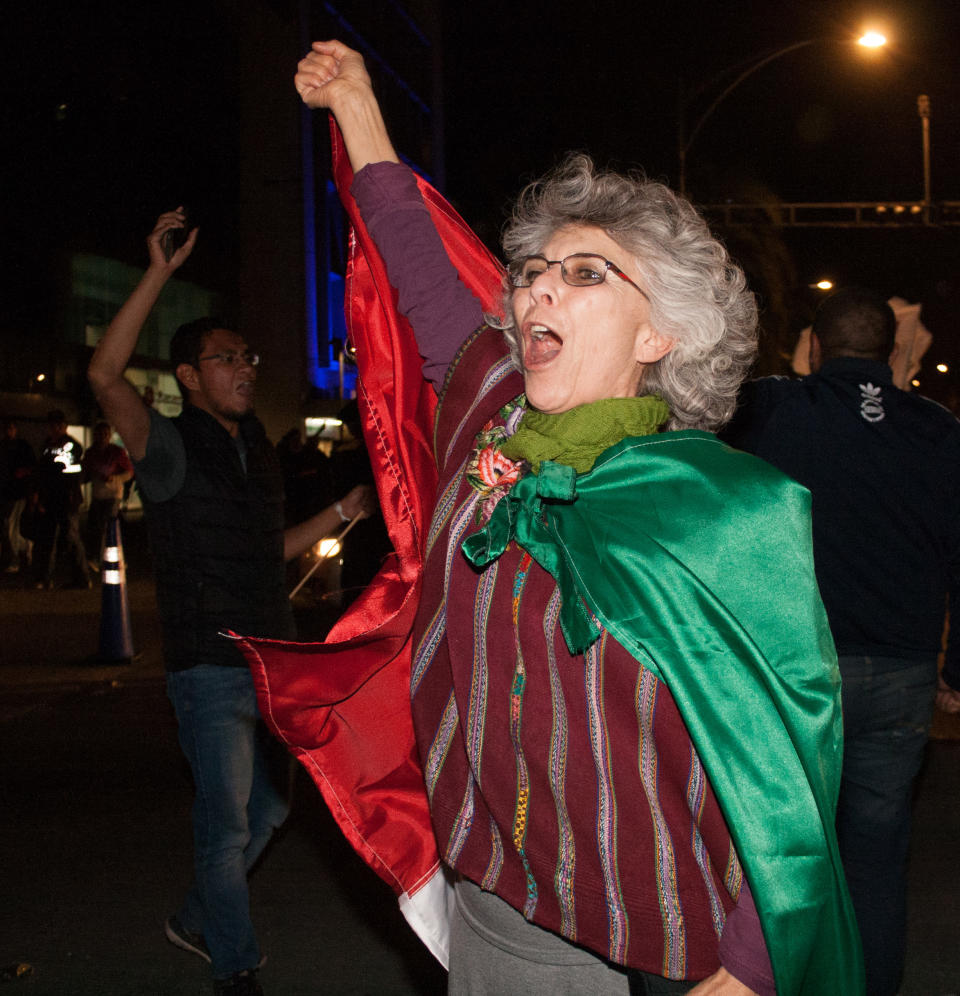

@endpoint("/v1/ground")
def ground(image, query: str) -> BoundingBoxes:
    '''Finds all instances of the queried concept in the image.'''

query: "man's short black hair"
[46,409,67,425]
[813,287,896,363]
[169,317,228,398]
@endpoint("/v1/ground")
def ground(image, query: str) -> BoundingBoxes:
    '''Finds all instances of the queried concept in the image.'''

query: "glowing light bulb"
[316,538,341,559]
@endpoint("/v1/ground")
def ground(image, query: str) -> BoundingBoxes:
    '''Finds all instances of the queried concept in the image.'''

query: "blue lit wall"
[299,1,439,402]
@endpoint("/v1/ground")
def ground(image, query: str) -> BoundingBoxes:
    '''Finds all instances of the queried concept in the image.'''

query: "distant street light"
[678,32,888,197]
[858,31,887,48]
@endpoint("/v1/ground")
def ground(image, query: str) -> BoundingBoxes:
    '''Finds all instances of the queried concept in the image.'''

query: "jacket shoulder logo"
[859,382,885,422]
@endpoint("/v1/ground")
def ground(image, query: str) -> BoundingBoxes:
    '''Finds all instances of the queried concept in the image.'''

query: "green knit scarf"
[499,395,671,475]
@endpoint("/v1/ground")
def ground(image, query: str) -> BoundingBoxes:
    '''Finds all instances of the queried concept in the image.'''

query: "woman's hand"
[146,207,197,272]
[294,40,399,171]
[294,40,372,111]
[688,968,759,995]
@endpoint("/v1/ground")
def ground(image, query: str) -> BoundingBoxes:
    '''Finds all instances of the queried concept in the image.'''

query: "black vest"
[144,406,295,670]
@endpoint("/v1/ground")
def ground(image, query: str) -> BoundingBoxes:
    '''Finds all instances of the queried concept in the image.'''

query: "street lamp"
[858,31,887,49]
[677,32,887,197]
[918,94,931,222]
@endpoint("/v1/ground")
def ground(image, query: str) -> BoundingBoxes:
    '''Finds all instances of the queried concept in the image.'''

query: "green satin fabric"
[463,431,864,995]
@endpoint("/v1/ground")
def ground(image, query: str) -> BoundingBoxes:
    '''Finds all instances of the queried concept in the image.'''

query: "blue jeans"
[166,664,290,979]
[835,654,937,996]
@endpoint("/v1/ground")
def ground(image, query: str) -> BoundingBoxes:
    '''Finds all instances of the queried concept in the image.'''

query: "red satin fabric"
[236,118,504,898]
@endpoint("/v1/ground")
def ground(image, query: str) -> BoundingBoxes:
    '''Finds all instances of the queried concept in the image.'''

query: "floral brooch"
[465,394,527,522]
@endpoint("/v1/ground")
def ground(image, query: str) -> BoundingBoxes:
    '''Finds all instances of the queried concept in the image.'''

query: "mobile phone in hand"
[162,210,190,262]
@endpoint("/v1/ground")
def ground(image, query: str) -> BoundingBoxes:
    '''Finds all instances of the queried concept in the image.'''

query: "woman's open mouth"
[523,323,563,368]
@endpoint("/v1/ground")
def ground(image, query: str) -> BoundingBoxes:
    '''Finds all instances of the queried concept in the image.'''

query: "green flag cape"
[463,430,864,995]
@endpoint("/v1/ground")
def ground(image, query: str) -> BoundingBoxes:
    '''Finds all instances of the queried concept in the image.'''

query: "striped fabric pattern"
[481,812,505,891]
[440,353,518,468]
[425,456,469,559]
[544,587,577,940]
[411,485,479,697]
[635,660,686,978]
[411,327,743,979]
[467,559,497,777]
[687,743,728,941]
[509,551,538,919]
[445,769,477,866]
[585,632,629,964]
[424,690,460,804]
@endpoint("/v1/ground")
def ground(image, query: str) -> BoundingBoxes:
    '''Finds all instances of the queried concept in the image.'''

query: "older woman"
[292,40,862,996]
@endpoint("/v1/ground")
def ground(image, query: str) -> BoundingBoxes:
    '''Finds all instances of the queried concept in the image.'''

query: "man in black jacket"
[722,286,960,996]
[88,209,371,996]
[32,410,91,590]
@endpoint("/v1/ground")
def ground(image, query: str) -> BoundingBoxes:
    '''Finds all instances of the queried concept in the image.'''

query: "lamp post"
[917,94,931,223]
[678,33,887,198]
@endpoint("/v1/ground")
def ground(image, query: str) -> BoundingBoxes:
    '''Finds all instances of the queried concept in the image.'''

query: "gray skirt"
[447,879,693,995]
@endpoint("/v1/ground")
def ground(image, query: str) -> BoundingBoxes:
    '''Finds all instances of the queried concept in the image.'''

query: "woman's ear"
[635,324,675,365]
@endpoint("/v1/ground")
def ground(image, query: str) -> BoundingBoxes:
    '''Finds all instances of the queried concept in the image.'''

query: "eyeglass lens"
[515,254,609,288]
[200,351,260,366]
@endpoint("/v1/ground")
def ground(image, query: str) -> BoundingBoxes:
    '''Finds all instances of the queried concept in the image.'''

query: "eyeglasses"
[509,253,649,300]
[196,350,260,367]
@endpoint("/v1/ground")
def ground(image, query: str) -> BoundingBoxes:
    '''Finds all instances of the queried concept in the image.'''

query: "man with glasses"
[88,210,371,996]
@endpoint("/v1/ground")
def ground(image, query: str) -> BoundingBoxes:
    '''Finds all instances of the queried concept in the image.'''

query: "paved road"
[1,518,958,994]
[0,674,445,995]
[1,519,444,994]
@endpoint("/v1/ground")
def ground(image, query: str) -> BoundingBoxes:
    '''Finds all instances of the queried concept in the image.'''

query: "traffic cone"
[98,516,134,663]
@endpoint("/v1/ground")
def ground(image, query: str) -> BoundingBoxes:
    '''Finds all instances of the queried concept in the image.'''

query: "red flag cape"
[235,118,504,960]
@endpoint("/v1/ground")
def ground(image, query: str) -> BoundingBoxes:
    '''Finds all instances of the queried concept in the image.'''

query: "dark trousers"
[33,509,89,585]
[835,654,937,996]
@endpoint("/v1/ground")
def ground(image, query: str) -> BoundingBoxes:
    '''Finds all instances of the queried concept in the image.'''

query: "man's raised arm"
[88,209,197,461]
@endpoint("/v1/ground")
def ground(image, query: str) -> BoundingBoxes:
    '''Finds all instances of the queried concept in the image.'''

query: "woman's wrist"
[334,501,351,523]
[335,88,400,171]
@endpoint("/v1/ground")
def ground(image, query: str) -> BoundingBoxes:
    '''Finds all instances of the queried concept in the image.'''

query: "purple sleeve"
[351,161,485,391]
[717,880,777,995]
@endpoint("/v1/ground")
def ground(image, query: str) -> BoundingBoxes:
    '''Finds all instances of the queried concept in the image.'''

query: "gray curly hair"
[493,154,758,431]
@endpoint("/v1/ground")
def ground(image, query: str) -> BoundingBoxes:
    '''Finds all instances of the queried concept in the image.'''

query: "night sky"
[5,0,960,400]
[445,0,960,209]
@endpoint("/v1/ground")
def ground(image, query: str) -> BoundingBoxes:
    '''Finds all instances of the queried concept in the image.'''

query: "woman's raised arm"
[295,40,399,173]
[297,39,484,389]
